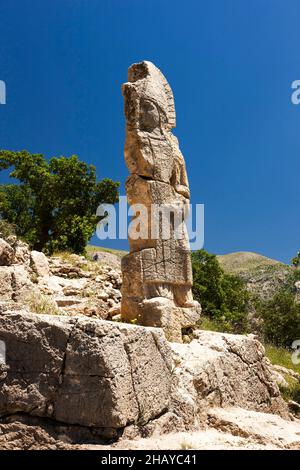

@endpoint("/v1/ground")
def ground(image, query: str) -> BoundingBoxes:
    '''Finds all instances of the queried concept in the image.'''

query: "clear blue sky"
[0,0,299,263]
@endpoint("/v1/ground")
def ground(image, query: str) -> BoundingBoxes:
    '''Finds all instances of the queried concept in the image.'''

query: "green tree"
[192,249,248,332]
[221,273,249,332]
[292,251,300,268]
[192,250,224,316]
[0,150,119,254]
[258,290,300,347]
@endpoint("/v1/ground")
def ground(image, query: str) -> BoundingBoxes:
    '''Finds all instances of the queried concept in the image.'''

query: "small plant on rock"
[27,292,60,316]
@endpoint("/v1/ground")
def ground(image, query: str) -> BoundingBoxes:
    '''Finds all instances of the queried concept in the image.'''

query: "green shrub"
[257,290,300,347]
[292,251,300,268]
[192,249,249,333]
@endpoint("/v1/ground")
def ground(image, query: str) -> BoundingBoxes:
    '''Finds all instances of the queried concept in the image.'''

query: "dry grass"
[86,245,127,260]
[27,292,60,316]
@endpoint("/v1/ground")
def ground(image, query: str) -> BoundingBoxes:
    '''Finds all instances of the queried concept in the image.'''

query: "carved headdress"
[122,61,176,130]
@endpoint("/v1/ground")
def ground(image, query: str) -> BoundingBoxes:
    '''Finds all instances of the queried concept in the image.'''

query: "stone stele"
[120,61,201,342]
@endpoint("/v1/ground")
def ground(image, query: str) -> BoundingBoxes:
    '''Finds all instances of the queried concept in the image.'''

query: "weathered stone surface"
[0,312,172,432]
[140,297,200,343]
[92,251,121,270]
[0,419,80,450]
[2,407,299,450]
[30,250,50,277]
[0,311,295,448]
[207,407,300,449]
[44,255,122,319]
[0,238,14,266]
[0,267,14,300]
[11,265,37,302]
[272,363,300,381]
[0,312,290,436]
[12,239,31,266]
[169,330,289,427]
[0,265,36,302]
[121,61,200,340]
[0,240,123,320]
[0,238,38,303]
[110,406,300,449]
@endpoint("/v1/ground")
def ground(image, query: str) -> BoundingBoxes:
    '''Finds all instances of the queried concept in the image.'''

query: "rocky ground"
[1,407,300,450]
[0,236,300,450]
[0,235,122,320]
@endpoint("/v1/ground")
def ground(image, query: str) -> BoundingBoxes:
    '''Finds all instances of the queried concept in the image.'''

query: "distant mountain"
[217,251,293,300]
[217,251,284,274]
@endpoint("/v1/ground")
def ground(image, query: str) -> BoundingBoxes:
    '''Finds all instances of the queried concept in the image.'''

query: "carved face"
[139,98,160,131]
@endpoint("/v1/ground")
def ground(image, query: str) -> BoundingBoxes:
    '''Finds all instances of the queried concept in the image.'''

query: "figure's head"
[139,98,160,131]
[122,61,176,131]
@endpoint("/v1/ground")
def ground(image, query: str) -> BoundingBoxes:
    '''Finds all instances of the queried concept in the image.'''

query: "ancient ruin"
[0,60,298,449]
[120,61,201,341]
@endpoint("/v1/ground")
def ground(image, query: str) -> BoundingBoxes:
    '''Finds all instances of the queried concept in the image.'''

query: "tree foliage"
[257,290,300,347]
[292,251,300,268]
[192,249,249,333]
[0,150,119,254]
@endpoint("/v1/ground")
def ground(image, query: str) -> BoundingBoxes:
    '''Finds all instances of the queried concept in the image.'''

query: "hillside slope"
[217,251,292,300]
[217,251,283,274]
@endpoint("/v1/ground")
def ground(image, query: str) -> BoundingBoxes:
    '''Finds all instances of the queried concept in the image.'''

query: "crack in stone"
[223,337,275,396]
[123,340,142,424]
[0,411,120,439]
[150,331,173,374]
[58,319,79,387]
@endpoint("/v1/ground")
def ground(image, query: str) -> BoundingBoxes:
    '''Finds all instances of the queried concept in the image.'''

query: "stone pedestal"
[140,298,201,342]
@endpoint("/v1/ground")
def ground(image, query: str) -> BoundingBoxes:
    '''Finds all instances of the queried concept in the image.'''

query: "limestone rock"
[272,364,300,381]
[207,407,300,449]
[12,240,31,266]
[0,238,121,321]
[54,297,83,307]
[0,312,172,432]
[111,406,300,449]
[30,250,50,277]
[0,267,14,300]
[92,251,121,270]
[0,238,14,266]
[140,297,200,343]
[288,400,300,414]
[0,313,290,437]
[0,239,41,304]
[40,254,122,318]
[11,265,36,302]
[169,330,289,427]
[0,265,36,302]
[271,369,289,388]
